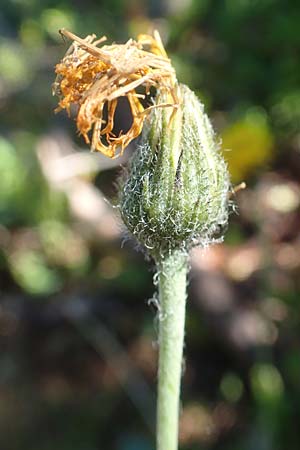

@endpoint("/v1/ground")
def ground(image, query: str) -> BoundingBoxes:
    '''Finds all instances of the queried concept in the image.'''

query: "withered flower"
[53,29,178,158]
[53,28,232,450]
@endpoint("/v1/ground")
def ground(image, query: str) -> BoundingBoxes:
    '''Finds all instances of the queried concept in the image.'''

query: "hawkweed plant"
[53,29,230,450]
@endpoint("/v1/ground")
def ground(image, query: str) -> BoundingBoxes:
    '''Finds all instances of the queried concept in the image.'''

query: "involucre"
[119,84,230,257]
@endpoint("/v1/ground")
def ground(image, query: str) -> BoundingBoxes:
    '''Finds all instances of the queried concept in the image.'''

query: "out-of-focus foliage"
[1,1,300,450]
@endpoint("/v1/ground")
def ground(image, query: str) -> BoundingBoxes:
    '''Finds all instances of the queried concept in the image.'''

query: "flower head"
[53,29,178,158]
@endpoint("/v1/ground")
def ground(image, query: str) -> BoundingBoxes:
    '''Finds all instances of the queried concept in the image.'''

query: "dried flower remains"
[53,29,178,158]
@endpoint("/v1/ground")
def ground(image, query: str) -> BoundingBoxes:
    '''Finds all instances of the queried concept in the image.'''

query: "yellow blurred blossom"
[222,116,274,182]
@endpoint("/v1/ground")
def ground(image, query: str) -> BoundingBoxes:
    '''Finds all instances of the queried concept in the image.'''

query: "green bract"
[119,84,230,257]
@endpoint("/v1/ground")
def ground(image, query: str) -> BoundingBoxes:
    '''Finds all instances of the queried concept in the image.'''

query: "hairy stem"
[156,250,188,450]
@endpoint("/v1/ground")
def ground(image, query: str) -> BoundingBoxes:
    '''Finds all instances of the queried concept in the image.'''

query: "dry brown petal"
[53,29,178,158]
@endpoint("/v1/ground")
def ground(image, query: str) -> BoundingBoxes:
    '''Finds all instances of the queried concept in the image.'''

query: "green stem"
[156,250,188,450]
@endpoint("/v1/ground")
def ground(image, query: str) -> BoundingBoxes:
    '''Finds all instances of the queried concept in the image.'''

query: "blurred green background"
[1,0,300,449]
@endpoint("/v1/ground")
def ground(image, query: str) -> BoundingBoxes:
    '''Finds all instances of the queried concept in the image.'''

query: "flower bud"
[119,84,230,257]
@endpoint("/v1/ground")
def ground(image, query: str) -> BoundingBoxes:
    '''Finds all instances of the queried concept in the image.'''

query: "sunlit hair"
[53,29,178,158]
